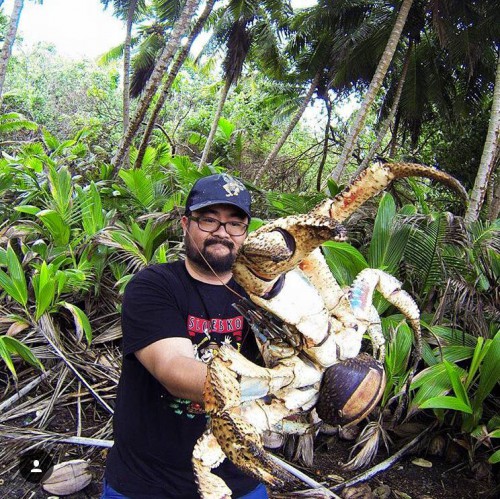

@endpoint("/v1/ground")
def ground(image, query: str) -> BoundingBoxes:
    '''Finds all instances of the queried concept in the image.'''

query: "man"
[103,174,267,498]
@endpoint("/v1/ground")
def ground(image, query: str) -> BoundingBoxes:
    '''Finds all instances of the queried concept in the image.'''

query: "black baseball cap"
[185,174,251,219]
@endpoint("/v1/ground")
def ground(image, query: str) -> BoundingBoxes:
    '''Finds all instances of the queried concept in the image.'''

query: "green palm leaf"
[0,244,28,307]
[0,336,44,379]
[368,193,411,274]
[322,241,368,287]
[119,169,155,209]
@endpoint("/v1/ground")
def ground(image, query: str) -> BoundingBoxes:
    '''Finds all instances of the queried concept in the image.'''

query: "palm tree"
[253,0,393,183]
[101,0,145,167]
[465,55,500,224]
[198,19,250,169]
[0,0,24,100]
[198,0,291,169]
[111,0,200,173]
[134,0,216,169]
[327,0,414,184]
[253,71,321,182]
[353,44,412,176]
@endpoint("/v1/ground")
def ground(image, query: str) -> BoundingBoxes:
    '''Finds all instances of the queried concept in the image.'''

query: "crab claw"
[234,215,347,296]
[234,162,466,298]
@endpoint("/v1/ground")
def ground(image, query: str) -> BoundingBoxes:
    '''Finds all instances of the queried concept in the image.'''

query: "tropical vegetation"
[0,0,499,495]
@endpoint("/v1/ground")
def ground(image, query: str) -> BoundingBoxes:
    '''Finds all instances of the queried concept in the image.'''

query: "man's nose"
[212,223,231,237]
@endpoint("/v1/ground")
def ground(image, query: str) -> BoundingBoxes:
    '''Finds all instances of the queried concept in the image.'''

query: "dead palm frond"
[342,418,392,471]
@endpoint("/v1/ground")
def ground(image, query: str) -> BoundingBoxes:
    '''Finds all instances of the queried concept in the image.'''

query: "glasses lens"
[197,217,219,232]
[225,222,246,236]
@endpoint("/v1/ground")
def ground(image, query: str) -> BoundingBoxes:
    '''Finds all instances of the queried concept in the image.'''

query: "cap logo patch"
[222,174,245,197]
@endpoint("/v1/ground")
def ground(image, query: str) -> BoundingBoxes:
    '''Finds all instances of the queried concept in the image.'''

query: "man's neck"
[184,259,232,285]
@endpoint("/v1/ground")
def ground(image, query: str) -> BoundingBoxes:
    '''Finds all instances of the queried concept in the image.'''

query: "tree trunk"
[389,110,401,158]
[327,0,414,185]
[111,0,200,173]
[0,0,24,101]
[316,94,332,191]
[122,0,139,168]
[487,169,500,221]
[135,0,215,169]
[254,71,321,182]
[465,54,500,224]
[353,44,411,178]
[198,77,232,170]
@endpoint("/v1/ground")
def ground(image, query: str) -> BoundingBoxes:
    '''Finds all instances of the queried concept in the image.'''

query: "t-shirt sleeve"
[121,266,187,357]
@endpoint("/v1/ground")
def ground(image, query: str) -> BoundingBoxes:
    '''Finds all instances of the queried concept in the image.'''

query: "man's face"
[181,204,249,273]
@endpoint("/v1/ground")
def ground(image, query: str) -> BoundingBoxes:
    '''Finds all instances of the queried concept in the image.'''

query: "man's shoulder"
[126,260,188,293]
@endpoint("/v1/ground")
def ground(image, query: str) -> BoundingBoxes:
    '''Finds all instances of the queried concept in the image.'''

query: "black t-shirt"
[105,260,262,498]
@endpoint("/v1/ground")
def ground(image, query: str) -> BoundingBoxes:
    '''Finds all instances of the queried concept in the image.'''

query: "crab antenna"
[313,162,468,221]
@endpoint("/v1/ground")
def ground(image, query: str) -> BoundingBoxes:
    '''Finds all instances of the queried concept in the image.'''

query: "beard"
[184,235,236,273]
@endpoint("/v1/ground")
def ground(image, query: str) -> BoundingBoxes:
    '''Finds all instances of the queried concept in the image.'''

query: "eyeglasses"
[189,216,248,236]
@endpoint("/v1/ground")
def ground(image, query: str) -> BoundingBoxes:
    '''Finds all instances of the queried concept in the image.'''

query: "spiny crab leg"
[233,162,467,297]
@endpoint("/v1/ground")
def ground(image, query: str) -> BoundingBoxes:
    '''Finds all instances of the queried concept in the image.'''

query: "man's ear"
[181,216,189,235]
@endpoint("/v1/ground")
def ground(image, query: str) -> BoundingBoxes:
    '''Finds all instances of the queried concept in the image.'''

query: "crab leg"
[233,162,467,296]
[312,162,467,222]
[193,430,231,499]
[197,346,304,496]
[349,268,422,371]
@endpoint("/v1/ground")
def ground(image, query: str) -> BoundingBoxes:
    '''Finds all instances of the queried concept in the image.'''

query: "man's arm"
[135,337,207,403]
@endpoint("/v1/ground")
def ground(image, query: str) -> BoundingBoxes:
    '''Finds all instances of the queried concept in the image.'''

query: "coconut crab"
[192,163,467,498]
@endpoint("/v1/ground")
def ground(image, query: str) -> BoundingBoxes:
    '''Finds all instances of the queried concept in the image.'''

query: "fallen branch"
[269,454,341,498]
[0,366,58,413]
[331,423,436,493]
[38,315,115,415]
[0,424,113,448]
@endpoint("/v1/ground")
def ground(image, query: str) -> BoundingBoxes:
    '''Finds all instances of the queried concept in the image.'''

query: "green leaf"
[410,363,455,413]
[0,335,44,378]
[0,338,16,378]
[14,205,41,216]
[369,193,397,269]
[443,360,470,406]
[248,218,265,233]
[475,332,500,406]
[42,128,60,150]
[419,396,473,413]
[327,178,340,197]
[37,209,71,246]
[489,450,500,464]
[60,302,92,344]
[32,261,56,320]
[119,169,155,208]
[48,165,73,219]
[77,183,105,236]
[217,117,235,139]
[0,245,28,307]
[322,241,368,286]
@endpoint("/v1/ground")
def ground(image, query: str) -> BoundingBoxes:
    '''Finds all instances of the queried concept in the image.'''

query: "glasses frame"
[189,215,249,236]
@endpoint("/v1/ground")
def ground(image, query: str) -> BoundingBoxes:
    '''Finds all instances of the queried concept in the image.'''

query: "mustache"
[204,237,234,250]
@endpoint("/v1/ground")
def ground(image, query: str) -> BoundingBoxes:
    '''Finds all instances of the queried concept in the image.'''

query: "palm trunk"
[353,44,411,178]
[122,0,139,168]
[199,77,232,170]
[389,110,401,158]
[487,169,500,221]
[111,0,200,173]
[327,0,414,185]
[254,71,321,182]
[135,0,215,169]
[316,95,332,191]
[0,0,24,101]
[465,54,500,224]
